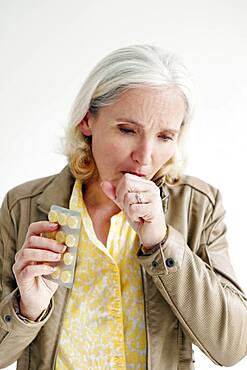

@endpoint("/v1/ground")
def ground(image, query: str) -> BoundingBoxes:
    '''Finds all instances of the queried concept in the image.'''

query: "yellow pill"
[55,231,66,244]
[44,231,57,240]
[51,267,61,279]
[63,252,74,265]
[65,234,77,248]
[67,215,79,229]
[57,213,68,226]
[61,270,72,283]
[50,231,57,239]
[48,210,58,223]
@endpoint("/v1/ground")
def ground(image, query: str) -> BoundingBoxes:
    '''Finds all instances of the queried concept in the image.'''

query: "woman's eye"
[119,127,135,134]
[159,135,174,142]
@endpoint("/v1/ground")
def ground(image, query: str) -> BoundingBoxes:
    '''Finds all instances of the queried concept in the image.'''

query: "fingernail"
[50,265,57,271]
[49,222,58,228]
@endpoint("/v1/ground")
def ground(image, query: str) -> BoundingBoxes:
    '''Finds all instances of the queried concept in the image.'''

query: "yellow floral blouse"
[55,179,146,369]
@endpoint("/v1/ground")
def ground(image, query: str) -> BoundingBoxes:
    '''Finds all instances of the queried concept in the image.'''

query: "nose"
[131,139,153,166]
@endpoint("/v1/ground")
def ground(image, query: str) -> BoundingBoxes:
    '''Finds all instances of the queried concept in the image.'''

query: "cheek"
[92,137,125,165]
[157,143,177,165]
[102,137,130,155]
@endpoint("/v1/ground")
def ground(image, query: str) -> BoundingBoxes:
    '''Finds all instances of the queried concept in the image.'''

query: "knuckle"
[128,208,133,219]
[26,236,32,248]
[124,192,131,204]
[122,175,130,187]
[29,222,36,231]
[129,205,137,217]
[21,266,31,278]
[20,248,27,260]
[27,264,35,273]
[14,249,20,261]
[29,235,36,245]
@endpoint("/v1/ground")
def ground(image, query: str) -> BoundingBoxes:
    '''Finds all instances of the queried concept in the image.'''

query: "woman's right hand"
[12,221,66,321]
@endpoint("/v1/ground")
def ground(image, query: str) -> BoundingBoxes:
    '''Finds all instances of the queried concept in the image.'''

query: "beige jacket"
[0,166,246,370]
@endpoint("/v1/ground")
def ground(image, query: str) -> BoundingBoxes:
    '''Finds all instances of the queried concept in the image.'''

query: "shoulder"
[4,166,72,211]
[5,173,58,210]
[166,174,219,207]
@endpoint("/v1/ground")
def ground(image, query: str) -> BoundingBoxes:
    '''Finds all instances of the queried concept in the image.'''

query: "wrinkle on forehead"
[103,86,186,131]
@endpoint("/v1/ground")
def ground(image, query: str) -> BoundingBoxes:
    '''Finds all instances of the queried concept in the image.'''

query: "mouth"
[121,171,146,178]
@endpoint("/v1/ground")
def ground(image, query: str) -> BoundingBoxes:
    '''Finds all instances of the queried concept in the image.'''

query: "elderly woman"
[0,45,246,370]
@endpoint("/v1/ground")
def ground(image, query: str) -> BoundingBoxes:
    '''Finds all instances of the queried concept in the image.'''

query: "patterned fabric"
[55,179,146,370]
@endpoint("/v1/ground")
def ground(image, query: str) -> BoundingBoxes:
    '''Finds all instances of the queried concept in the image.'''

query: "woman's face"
[81,87,185,185]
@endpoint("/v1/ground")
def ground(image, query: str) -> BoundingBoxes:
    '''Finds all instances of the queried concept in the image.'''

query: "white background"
[0,0,246,369]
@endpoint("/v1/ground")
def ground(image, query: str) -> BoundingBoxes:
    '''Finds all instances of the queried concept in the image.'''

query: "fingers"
[19,220,65,260]
[127,203,156,223]
[13,220,65,282]
[16,247,62,264]
[116,173,160,210]
[16,229,66,264]
[14,248,62,274]
[17,264,57,282]
[100,181,116,201]
[111,173,163,226]
[116,173,154,205]
[24,235,66,253]
[25,221,58,239]
[123,191,150,206]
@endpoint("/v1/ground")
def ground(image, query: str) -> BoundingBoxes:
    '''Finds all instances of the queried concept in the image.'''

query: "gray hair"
[63,44,194,184]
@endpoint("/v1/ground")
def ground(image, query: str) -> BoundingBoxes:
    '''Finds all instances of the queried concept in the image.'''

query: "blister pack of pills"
[43,205,81,288]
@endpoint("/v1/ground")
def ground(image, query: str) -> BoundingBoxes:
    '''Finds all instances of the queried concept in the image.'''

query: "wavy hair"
[63,44,194,185]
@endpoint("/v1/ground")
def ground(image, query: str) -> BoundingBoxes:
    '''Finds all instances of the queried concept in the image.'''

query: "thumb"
[100,181,116,201]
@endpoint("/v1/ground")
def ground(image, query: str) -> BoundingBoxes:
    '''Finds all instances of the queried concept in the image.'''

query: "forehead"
[116,86,183,105]
[98,86,186,128]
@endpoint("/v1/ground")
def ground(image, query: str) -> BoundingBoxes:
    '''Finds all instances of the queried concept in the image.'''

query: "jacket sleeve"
[137,189,247,367]
[0,192,53,368]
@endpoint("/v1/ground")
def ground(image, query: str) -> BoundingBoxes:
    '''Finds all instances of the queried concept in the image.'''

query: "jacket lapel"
[36,165,75,215]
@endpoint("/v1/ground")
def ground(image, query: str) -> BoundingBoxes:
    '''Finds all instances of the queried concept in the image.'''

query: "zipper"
[140,265,149,370]
[52,288,71,370]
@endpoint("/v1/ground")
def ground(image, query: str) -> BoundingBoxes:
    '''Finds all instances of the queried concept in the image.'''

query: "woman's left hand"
[100,173,166,248]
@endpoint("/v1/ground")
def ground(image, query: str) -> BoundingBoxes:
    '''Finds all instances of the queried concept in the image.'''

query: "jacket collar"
[36,165,75,215]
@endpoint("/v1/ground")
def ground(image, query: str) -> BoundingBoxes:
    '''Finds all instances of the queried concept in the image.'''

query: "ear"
[79,112,93,136]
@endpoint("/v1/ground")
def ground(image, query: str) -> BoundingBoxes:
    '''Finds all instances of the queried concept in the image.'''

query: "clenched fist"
[101,173,167,248]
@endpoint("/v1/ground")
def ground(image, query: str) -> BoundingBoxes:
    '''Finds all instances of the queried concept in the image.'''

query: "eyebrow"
[116,118,180,134]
